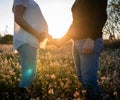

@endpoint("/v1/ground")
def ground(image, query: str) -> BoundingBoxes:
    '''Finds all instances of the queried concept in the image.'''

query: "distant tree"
[1,34,13,44]
[103,0,120,40]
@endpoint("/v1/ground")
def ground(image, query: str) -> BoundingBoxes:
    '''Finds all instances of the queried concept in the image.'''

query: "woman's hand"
[82,38,94,54]
[37,32,47,42]
[35,32,52,42]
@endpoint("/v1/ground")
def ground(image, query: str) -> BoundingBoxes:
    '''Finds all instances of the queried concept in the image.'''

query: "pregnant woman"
[13,0,51,99]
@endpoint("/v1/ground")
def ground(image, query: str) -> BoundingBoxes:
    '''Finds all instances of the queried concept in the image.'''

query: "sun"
[48,14,73,39]
[36,0,74,39]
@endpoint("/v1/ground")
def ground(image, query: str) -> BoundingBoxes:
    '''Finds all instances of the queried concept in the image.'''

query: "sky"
[0,0,75,38]
[0,0,14,36]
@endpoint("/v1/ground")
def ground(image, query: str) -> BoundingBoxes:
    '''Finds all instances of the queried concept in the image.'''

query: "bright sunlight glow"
[0,0,75,38]
[35,0,75,38]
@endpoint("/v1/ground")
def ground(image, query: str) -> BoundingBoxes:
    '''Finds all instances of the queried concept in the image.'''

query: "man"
[54,0,108,99]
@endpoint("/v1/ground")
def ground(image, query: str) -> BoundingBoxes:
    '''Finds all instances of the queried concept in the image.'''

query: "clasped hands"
[38,32,94,54]
[51,38,63,48]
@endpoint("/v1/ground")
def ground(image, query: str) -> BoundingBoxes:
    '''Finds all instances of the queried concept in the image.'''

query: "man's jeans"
[73,38,103,95]
[17,44,38,88]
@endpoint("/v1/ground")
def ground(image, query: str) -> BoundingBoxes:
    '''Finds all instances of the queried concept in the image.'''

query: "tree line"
[0,34,13,44]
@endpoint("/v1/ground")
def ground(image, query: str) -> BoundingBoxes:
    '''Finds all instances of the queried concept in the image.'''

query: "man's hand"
[82,38,94,54]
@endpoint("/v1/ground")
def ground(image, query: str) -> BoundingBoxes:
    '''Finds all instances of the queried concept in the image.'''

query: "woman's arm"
[14,5,46,42]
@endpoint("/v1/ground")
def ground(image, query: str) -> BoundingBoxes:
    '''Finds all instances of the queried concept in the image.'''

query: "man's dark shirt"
[67,0,108,40]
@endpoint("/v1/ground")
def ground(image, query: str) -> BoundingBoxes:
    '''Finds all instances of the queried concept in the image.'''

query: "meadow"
[0,44,120,100]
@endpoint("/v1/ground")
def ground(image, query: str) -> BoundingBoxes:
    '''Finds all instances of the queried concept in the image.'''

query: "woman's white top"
[13,0,48,50]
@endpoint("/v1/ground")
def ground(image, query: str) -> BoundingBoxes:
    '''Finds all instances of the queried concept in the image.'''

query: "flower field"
[0,44,120,100]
